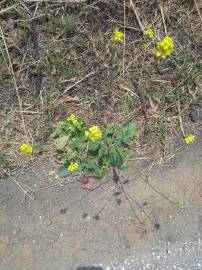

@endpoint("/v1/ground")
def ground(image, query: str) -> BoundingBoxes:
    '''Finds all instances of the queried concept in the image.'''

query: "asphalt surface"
[0,140,202,270]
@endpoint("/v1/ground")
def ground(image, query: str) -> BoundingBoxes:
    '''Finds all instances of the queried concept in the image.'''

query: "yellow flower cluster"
[68,162,79,173]
[184,134,196,144]
[145,28,154,39]
[155,36,174,58]
[67,114,78,125]
[112,31,124,43]
[85,126,102,142]
[20,144,33,155]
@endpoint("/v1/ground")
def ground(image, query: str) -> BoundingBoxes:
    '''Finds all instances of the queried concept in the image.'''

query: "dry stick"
[194,0,202,22]
[0,4,18,14]
[47,70,96,108]
[0,26,28,140]
[122,0,126,78]
[159,4,167,36]
[27,0,87,2]
[177,100,185,137]
[32,2,40,18]
[169,64,193,93]
[3,169,34,200]
[129,0,144,33]
[0,0,7,6]
[63,70,95,94]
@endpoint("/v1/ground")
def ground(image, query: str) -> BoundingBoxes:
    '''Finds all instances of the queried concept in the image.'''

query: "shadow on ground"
[0,140,202,270]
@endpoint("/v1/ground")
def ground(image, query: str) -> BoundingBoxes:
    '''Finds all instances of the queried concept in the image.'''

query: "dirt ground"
[0,138,202,270]
[1,1,202,173]
[1,2,202,269]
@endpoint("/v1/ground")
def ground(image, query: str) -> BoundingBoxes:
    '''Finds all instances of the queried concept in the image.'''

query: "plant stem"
[144,175,176,205]
[112,166,120,184]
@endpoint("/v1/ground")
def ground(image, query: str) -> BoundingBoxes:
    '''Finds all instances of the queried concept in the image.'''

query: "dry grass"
[0,0,202,177]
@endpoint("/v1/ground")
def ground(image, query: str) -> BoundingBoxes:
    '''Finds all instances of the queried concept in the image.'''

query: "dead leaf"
[63,96,79,103]
[80,177,96,190]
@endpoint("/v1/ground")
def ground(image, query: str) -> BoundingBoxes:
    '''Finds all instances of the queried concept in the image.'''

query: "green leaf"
[98,145,106,158]
[109,150,124,168]
[56,136,69,150]
[116,123,137,146]
[176,199,185,208]
[95,166,109,178]
[58,165,70,177]
[102,124,116,139]
[72,138,84,151]
[88,142,101,155]
[83,158,97,172]
[51,121,65,138]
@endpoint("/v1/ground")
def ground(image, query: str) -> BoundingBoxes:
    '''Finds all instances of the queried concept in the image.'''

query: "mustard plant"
[53,115,138,179]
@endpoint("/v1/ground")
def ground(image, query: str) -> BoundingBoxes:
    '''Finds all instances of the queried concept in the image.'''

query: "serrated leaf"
[109,150,124,168]
[97,167,109,178]
[102,124,116,139]
[56,136,69,150]
[72,138,83,150]
[57,166,70,177]
[88,142,101,155]
[98,145,106,158]
[83,158,97,172]
[116,123,137,145]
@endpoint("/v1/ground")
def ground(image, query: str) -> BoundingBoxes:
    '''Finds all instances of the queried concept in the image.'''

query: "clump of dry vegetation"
[0,0,201,177]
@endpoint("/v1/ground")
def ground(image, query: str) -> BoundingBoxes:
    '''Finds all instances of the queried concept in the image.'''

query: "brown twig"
[129,0,144,33]
[193,0,202,22]
[159,3,167,36]
[3,169,34,200]
[0,4,18,14]
[0,26,28,141]
[177,100,185,137]
[122,0,126,78]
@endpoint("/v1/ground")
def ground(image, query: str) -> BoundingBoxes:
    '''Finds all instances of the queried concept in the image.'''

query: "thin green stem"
[144,176,177,205]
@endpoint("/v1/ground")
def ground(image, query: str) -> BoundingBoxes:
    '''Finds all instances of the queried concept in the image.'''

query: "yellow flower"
[67,114,78,125]
[20,144,33,155]
[145,28,154,39]
[68,162,79,173]
[85,126,102,142]
[112,31,124,43]
[184,134,196,144]
[155,36,174,58]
